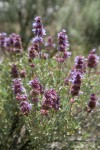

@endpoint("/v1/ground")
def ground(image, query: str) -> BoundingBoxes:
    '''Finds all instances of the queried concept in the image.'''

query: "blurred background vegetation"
[0,0,100,54]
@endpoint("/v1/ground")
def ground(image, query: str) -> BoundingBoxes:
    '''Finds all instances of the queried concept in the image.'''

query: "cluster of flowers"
[67,56,85,98]
[70,71,82,97]
[12,78,32,115]
[69,56,86,97]
[55,29,71,63]
[0,33,23,53]
[87,49,99,69]
[32,16,46,44]
[11,63,31,115]
[12,75,60,116]
[29,79,59,115]
[88,94,97,112]
[29,78,44,103]
[74,56,86,73]
[28,16,46,61]
[41,89,60,115]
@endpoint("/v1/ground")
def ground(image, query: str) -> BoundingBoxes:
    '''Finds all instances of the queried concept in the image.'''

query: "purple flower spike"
[32,16,46,45]
[70,72,82,96]
[42,89,60,111]
[29,78,40,89]
[32,16,46,37]
[87,49,99,68]
[55,29,71,63]
[29,78,44,96]
[31,16,46,55]
[74,56,86,73]
[58,29,69,52]
[88,94,97,110]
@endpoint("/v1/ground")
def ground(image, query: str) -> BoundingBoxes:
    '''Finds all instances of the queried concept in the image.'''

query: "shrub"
[0,16,100,149]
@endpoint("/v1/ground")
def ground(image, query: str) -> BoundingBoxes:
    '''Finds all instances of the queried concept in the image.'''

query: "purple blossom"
[32,16,46,46]
[20,101,32,115]
[63,50,71,59]
[69,69,82,83]
[29,78,40,89]
[88,94,97,110]
[32,36,43,44]
[42,89,60,111]
[32,16,46,37]
[44,89,58,100]
[74,56,86,73]
[70,72,82,96]
[31,16,46,56]
[87,49,99,68]
[58,29,69,52]
[16,93,28,102]
[29,78,44,96]
[55,29,71,63]
[12,78,25,95]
